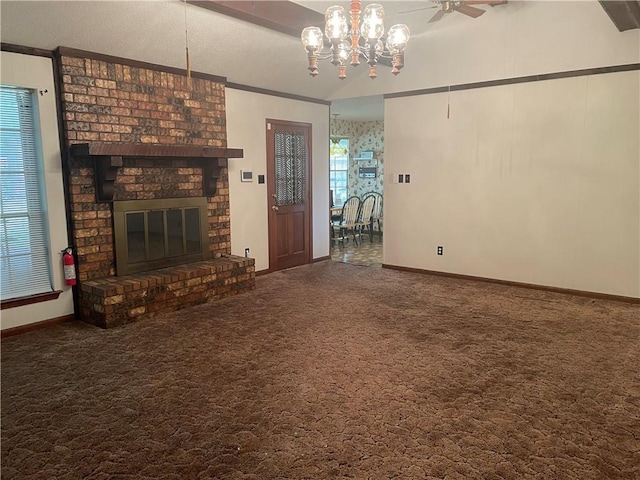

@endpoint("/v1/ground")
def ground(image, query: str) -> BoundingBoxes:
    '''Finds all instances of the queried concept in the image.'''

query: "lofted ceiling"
[0,0,509,120]
[1,1,638,121]
[0,0,425,101]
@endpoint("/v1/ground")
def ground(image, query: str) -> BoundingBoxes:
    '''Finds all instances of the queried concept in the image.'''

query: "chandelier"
[301,1,410,79]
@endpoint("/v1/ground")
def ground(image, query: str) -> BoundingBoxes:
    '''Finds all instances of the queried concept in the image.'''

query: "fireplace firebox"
[114,197,209,276]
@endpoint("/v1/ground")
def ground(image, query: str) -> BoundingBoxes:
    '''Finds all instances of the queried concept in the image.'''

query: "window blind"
[0,86,53,300]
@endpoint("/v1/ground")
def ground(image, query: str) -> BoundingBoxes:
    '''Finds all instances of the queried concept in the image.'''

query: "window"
[330,137,349,206]
[0,86,53,300]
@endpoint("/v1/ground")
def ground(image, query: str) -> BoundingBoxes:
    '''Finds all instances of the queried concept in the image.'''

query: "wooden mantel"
[69,142,244,202]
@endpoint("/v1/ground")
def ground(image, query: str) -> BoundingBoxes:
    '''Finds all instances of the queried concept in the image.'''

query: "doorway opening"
[329,107,384,268]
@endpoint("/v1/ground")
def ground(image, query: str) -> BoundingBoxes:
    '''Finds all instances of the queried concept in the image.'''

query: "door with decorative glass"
[266,119,312,271]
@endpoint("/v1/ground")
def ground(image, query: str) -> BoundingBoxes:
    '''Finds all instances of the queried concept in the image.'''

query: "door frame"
[266,118,313,272]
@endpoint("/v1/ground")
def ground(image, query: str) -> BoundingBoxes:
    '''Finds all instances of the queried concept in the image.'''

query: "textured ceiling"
[0,1,441,120]
[0,1,423,97]
[1,1,337,97]
[2,1,633,121]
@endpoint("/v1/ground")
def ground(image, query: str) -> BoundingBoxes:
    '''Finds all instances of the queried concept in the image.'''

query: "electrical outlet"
[405,174,411,183]
[437,246,443,255]
[398,174,404,184]
[244,248,250,257]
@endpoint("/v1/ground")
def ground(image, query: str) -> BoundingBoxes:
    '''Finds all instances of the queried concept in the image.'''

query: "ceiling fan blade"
[428,9,447,23]
[456,4,486,18]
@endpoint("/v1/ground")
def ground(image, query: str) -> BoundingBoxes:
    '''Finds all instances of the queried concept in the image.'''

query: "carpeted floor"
[2,261,639,479]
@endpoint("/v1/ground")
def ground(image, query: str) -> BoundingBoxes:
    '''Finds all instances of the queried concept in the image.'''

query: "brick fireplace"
[57,48,255,328]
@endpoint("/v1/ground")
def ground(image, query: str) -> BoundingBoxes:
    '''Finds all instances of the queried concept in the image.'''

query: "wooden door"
[266,119,312,271]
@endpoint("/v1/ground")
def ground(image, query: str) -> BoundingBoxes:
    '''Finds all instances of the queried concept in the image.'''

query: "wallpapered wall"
[331,119,384,198]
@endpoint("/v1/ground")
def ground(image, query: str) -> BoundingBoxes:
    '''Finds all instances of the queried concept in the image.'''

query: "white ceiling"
[2,1,634,121]
[330,95,384,121]
[0,0,467,121]
[0,1,427,95]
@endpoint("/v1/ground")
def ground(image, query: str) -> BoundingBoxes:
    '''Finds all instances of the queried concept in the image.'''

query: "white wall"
[384,70,640,298]
[1,52,75,329]
[225,88,330,272]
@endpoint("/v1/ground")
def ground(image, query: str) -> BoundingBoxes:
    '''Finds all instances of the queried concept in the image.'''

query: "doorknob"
[271,205,279,211]
[271,193,277,199]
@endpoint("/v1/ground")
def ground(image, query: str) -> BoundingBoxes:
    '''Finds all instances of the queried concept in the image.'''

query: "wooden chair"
[369,192,383,240]
[329,189,342,223]
[331,196,361,246]
[356,194,376,242]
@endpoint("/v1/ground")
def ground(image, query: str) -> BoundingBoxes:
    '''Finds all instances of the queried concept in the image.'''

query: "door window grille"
[274,130,307,206]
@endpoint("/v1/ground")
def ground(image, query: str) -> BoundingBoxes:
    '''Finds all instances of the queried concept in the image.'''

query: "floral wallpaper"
[331,119,384,198]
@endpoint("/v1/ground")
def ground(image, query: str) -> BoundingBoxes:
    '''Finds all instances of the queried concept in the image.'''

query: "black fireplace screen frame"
[113,197,209,276]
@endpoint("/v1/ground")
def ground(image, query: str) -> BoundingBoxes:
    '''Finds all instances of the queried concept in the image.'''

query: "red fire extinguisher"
[62,247,77,286]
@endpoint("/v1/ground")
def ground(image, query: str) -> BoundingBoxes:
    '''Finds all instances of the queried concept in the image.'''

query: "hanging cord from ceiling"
[183,0,191,85]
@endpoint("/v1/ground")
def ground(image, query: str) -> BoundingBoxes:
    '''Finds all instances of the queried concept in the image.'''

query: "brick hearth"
[79,256,254,329]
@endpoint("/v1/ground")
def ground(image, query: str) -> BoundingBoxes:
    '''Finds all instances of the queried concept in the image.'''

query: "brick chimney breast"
[56,49,254,328]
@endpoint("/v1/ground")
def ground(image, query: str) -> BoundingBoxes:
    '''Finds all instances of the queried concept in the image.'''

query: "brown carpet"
[2,261,639,479]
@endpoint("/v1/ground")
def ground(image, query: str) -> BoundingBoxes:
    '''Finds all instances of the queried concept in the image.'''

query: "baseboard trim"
[258,257,331,276]
[381,264,640,305]
[1,314,76,339]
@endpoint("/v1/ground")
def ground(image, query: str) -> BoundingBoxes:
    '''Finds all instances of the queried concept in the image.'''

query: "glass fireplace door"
[114,197,209,276]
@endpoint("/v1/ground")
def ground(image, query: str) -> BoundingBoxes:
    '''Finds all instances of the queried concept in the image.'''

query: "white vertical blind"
[0,86,53,300]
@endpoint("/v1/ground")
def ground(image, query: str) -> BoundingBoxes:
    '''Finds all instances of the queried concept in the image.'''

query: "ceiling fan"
[401,1,508,23]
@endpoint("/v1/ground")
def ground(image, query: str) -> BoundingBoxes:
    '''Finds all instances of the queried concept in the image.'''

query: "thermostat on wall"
[241,170,253,182]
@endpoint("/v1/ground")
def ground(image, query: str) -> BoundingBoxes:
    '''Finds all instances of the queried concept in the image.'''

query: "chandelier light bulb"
[324,6,348,40]
[386,24,410,53]
[360,4,385,40]
[301,26,323,50]
[337,41,350,61]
